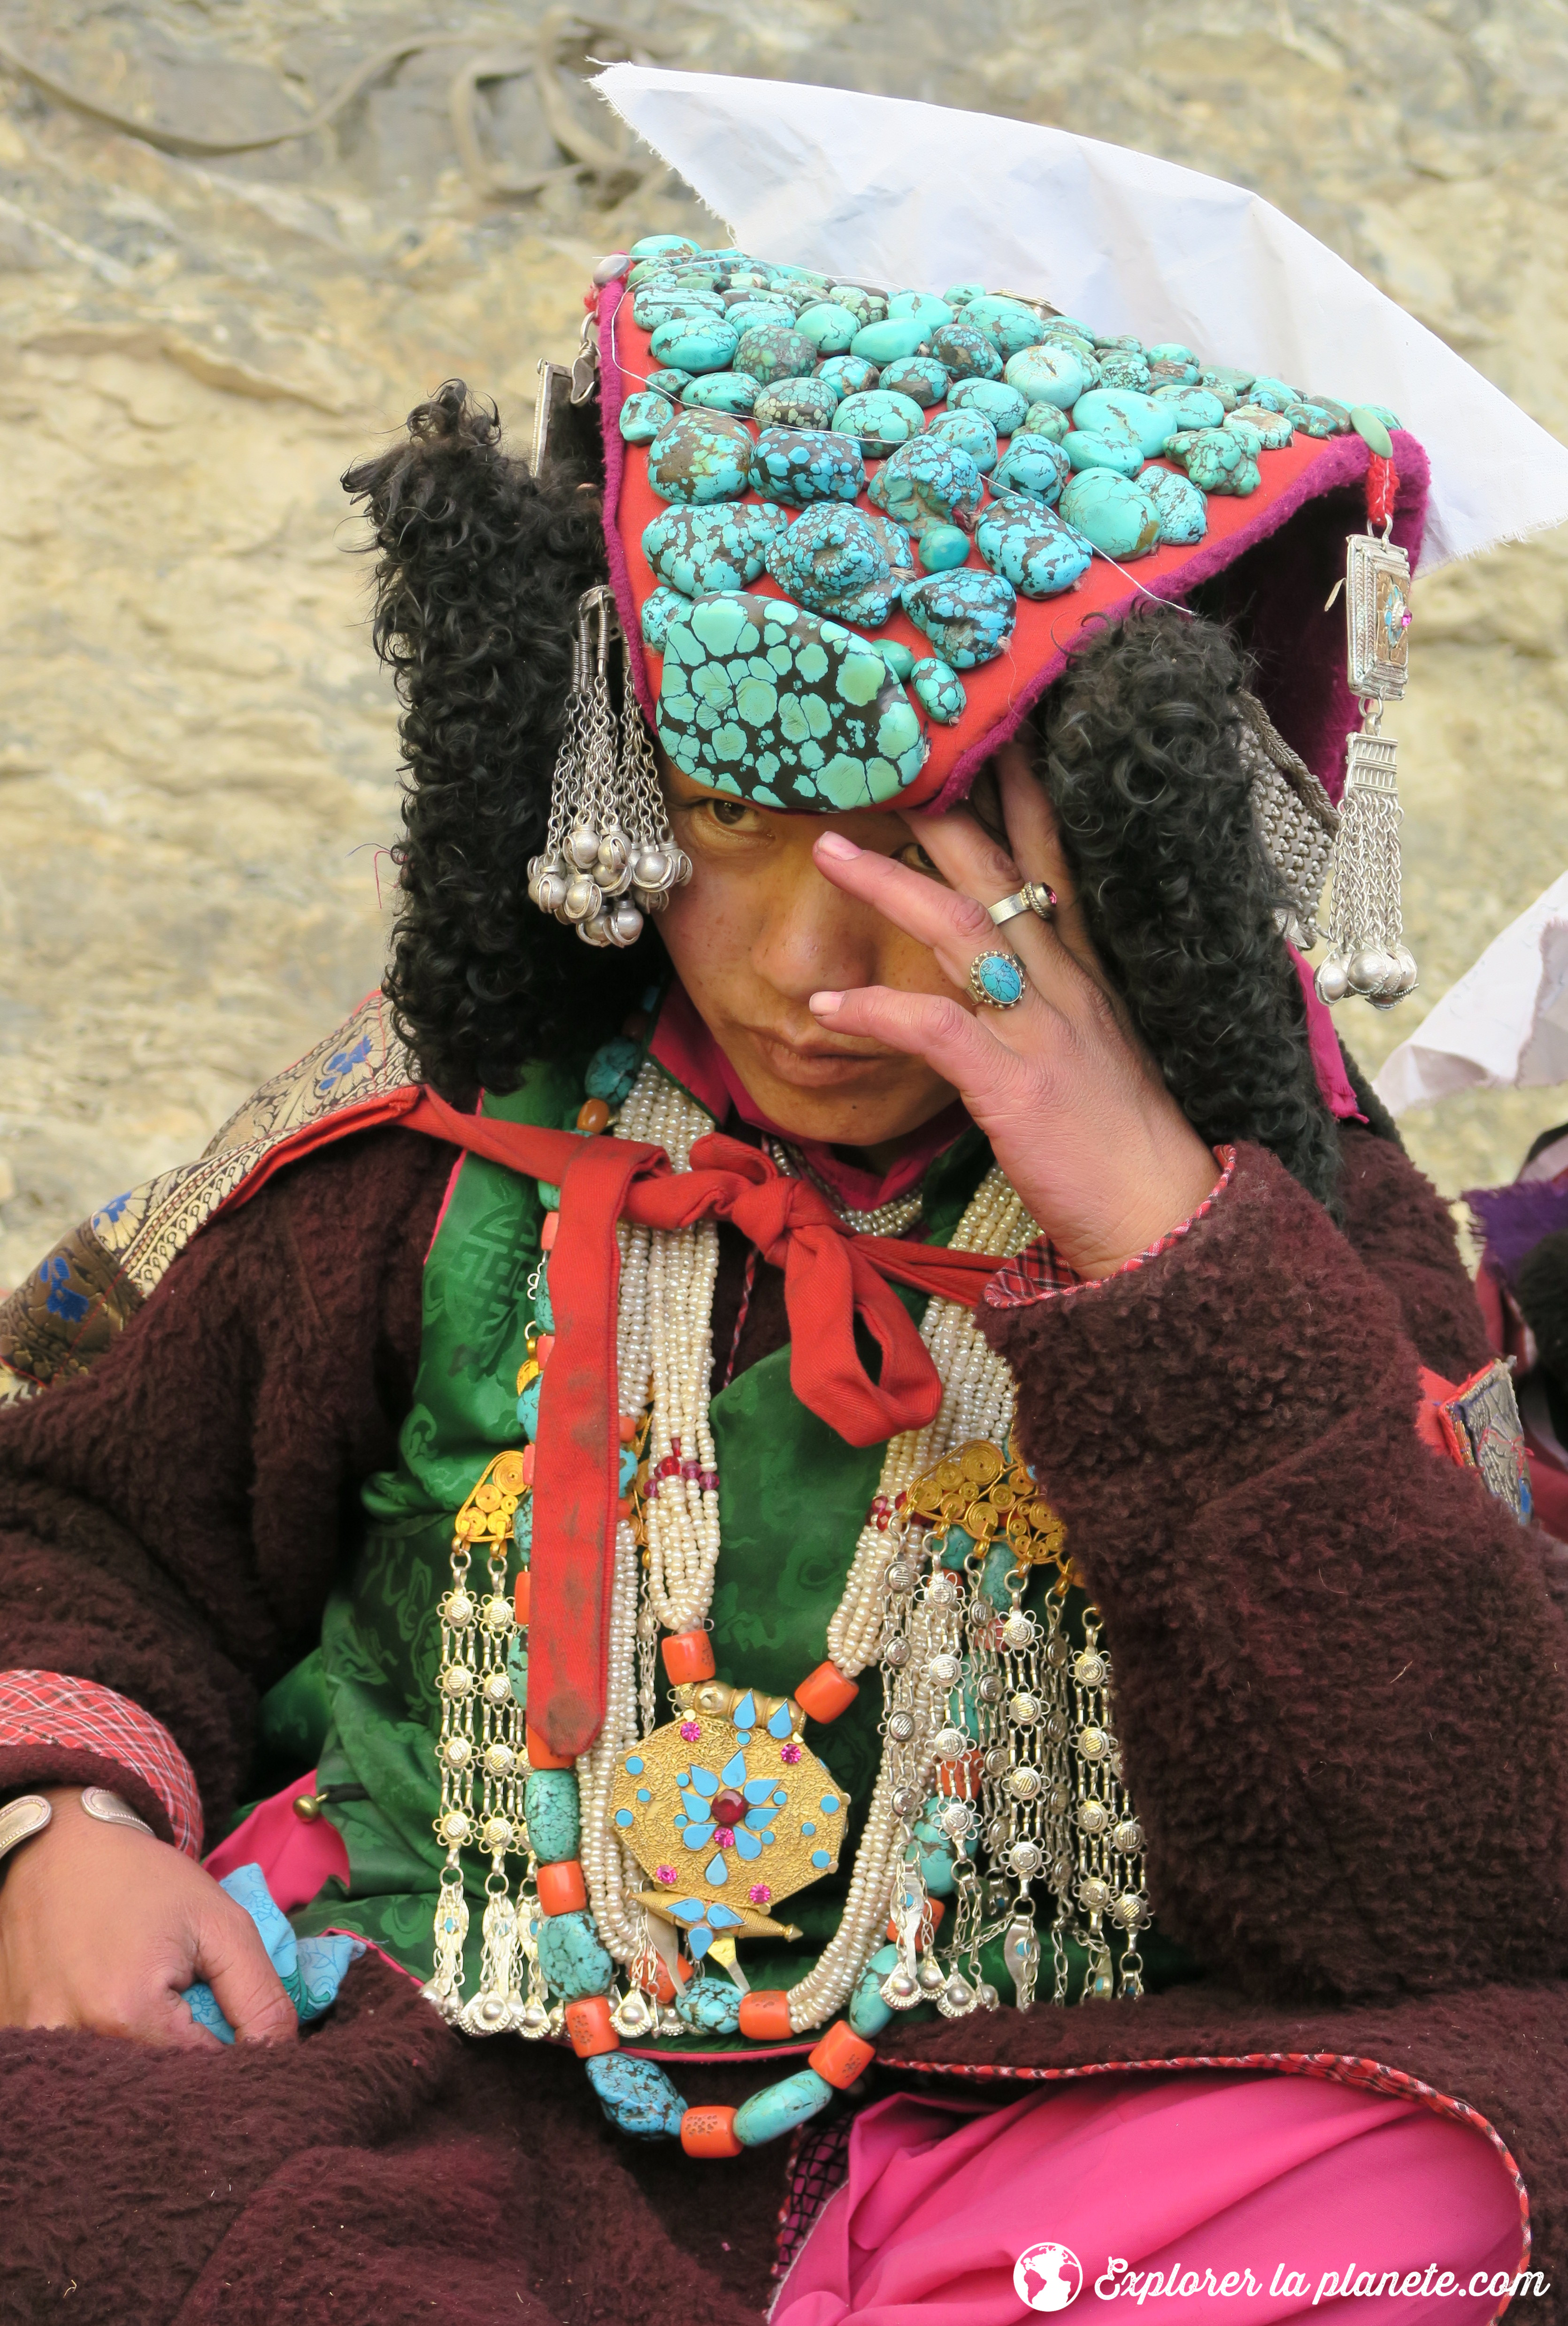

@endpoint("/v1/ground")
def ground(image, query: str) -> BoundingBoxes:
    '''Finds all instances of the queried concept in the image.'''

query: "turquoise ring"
[969,950,1028,1010]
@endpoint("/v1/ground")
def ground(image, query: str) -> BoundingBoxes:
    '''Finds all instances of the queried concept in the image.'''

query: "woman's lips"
[745,1029,898,1088]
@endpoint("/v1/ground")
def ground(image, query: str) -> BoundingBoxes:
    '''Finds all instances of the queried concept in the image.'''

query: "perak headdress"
[528,70,1568,1019]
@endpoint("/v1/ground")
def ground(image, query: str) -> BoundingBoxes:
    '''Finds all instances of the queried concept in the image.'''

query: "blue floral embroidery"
[316,1031,373,1097]
[40,1254,88,1324]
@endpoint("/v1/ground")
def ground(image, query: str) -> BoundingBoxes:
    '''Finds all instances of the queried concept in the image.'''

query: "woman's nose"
[750,853,884,1004]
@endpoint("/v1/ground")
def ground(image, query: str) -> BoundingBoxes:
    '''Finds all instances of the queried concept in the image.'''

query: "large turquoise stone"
[721,299,797,333]
[815,355,880,399]
[1058,470,1162,557]
[676,1978,743,2034]
[585,1035,642,1102]
[734,2069,835,2148]
[656,592,927,810]
[630,232,698,261]
[648,316,739,375]
[619,390,676,445]
[753,376,841,430]
[1204,364,1254,399]
[1148,355,1201,387]
[585,2053,686,2140]
[794,301,861,355]
[826,283,886,325]
[536,1908,614,2000]
[640,585,687,649]
[682,372,761,415]
[850,315,932,365]
[517,1373,541,1442]
[976,498,1093,597]
[1021,402,1070,444]
[1245,374,1300,414]
[646,412,754,505]
[878,356,950,409]
[911,655,966,723]
[962,295,1050,355]
[1152,383,1226,432]
[646,368,692,397]
[1071,389,1174,457]
[523,1769,581,1864]
[1147,339,1197,365]
[1063,428,1143,478]
[992,432,1071,503]
[1349,405,1394,458]
[765,503,915,626]
[901,568,1017,668]
[947,377,1028,435]
[1223,416,1262,457]
[886,289,953,331]
[943,282,984,307]
[750,426,865,507]
[849,1943,901,2038]
[869,435,984,532]
[642,503,790,598]
[633,291,724,332]
[533,1260,554,1332]
[1097,351,1153,392]
[1142,466,1208,545]
[734,323,821,386]
[917,523,970,571]
[1167,427,1260,494]
[1005,345,1096,409]
[929,321,1002,380]
[1230,403,1293,450]
[769,262,833,291]
[832,390,926,456]
[925,408,998,474]
[1284,399,1345,438]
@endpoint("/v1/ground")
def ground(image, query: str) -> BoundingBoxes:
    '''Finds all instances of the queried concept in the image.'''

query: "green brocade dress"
[274,1057,1191,2037]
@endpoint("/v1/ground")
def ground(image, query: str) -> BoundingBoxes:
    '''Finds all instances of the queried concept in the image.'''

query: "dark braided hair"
[1040,607,1342,1207]
[347,384,1341,1207]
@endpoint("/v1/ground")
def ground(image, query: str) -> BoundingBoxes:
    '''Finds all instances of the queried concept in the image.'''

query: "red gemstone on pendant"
[712,1790,748,1831]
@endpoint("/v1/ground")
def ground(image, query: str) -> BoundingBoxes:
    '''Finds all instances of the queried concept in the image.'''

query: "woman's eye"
[894,841,944,878]
[708,800,753,829]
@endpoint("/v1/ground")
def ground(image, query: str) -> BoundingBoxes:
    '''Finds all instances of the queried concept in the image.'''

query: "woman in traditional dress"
[0,230,1561,2326]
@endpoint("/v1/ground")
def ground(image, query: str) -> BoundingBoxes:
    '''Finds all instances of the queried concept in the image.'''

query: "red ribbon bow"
[401,1090,1009,1754]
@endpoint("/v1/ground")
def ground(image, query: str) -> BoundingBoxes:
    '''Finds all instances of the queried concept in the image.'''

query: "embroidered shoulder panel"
[0,993,415,1399]
[1433,1358,1533,1523]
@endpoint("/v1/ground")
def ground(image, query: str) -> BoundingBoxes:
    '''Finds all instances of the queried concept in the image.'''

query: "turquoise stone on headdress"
[642,503,790,597]
[926,408,999,475]
[647,410,754,503]
[947,377,1028,436]
[1142,466,1208,545]
[992,433,1070,503]
[900,568,1017,667]
[750,425,865,507]
[656,592,928,809]
[869,435,984,533]
[975,499,1093,598]
[753,376,841,430]
[1058,469,1162,558]
[832,390,927,456]
[764,503,915,626]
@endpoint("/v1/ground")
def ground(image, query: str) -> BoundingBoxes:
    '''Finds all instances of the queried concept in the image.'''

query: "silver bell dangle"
[1316,531,1418,1010]
[528,585,691,950]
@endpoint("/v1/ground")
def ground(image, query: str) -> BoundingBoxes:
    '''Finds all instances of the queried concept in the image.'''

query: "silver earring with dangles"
[528,585,690,949]
[1315,530,1418,1009]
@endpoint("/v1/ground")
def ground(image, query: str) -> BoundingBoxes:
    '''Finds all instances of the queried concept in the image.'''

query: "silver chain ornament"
[527,584,689,949]
[1315,530,1419,1008]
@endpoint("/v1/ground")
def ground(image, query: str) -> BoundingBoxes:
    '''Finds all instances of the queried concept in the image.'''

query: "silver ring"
[986,883,1057,929]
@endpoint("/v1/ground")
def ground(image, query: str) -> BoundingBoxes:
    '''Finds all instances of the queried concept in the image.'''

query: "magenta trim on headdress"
[596,278,659,727]
[1287,945,1366,1122]
[922,429,1430,815]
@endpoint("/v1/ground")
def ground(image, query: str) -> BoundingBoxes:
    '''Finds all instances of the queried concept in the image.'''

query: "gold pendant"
[609,1687,848,1961]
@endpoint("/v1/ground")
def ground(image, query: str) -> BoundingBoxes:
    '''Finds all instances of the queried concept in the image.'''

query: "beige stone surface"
[1,0,1566,1291]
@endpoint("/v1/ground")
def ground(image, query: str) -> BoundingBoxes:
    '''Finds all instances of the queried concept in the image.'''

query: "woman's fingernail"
[808,991,843,1014]
[815,831,859,861]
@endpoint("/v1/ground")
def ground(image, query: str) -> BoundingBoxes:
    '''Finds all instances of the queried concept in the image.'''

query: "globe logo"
[1013,2242,1084,2312]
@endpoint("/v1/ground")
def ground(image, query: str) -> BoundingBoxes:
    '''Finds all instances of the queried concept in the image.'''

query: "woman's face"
[657,763,963,1150]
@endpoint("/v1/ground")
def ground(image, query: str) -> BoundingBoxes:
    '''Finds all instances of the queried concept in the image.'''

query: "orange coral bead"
[535,1859,587,1915]
[661,1630,716,1684]
[564,1996,617,2057]
[738,1990,794,2041]
[618,1412,639,1444]
[513,1569,531,1627]
[577,1097,612,1135]
[934,1750,985,1799]
[680,2104,743,2158]
[520,1443,535,1487]
[886,1896,944,1944]
[540,1210,560,1252]
[534,1333,555,1368]
[795,1660,859,1724]
[525,1722,574,1771]
[808,2021,876,2090]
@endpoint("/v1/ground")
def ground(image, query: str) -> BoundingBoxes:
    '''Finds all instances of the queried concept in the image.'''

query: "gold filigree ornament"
[610,1689,848,1961]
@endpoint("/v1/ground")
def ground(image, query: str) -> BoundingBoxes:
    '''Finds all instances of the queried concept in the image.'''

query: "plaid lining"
[984,1146,1237,1309]
[0,1670,201,1856]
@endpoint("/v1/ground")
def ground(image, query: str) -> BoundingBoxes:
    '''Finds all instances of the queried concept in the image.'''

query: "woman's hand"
[808,741,1220,1279]
[0,1788,296,2047]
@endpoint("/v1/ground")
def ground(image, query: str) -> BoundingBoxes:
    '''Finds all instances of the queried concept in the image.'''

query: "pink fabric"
[649,983,969,1214]
[986,1147,1236,1309]
[203,1769,350,1914]
[0,1669,203,1855]
[1287,945,1366,1122]
[772,2073,1524,2324]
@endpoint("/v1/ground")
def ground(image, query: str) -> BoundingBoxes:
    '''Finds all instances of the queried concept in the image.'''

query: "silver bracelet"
[0,1786,153,1866]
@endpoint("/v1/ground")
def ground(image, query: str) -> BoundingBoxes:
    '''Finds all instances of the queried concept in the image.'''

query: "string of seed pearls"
[826,1167,1035,1677]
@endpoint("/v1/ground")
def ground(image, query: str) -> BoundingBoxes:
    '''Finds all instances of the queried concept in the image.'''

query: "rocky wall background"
[1,0,1566,1289]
